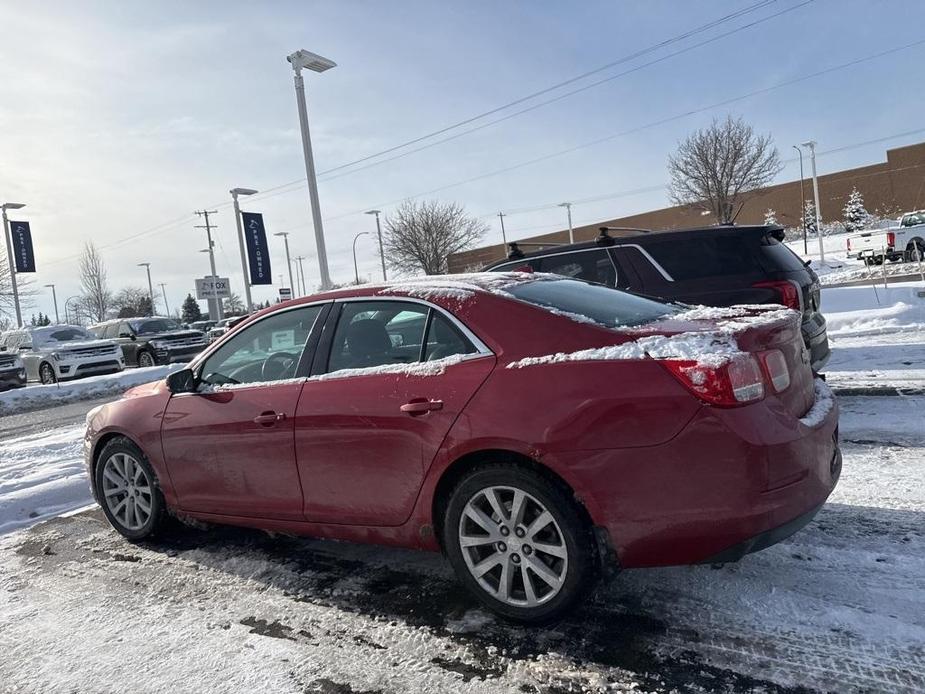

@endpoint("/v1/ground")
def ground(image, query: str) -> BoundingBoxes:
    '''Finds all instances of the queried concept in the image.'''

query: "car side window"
[491,258,541,273]
[538,250,617,286]
[117,322,133,338]
[423,313,476,362]
[199,305,322,386]
[327,301,429,372]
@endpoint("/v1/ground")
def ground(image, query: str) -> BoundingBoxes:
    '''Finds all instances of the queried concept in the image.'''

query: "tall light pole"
[159,283,170,316]
[287,49,336,290]
[365,210,387,281]
[352,232,369,285]
[230,187,258,312]
[801,141,825,263]
[294,255,307,295]
[792,145,807,255]
[138,262,155,315]
[195,210,221,320]
[498,212,507,246]
[1,202,26,327]
[558,202,575,243]
[273,231,295,296]
[44,284,59,323]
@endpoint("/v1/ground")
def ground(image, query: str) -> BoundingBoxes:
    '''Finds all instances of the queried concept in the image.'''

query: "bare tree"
[383,200,487,275]
[223,292,245,316]
[78,242,111,322]
[112,286,154,318]
[668,115,783,224]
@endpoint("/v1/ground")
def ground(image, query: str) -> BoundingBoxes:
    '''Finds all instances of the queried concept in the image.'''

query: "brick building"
[448,140,925,272]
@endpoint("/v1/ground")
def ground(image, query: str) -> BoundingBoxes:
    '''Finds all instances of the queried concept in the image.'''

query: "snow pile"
[0,424,90,535]
[508,332,740,369]
[821,282,925,337]
[661,305,799,333]
[0,364,186,416]
[312,354,470,381]
[798,379,836,427]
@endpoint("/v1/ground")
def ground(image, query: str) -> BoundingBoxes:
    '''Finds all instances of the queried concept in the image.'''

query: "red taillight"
[753,280,802,311]
[661,354,765,407]
[759,349,790,393]
[513,264,534,273]
[887,231,895,247]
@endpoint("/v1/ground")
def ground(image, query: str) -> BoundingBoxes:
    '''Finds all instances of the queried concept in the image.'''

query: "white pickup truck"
[846,210,925,264]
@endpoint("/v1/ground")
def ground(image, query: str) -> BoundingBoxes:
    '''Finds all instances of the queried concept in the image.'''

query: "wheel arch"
[430,448,600,552]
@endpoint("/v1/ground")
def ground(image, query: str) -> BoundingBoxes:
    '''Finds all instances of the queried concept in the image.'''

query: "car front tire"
[39,362,57,385]
[95,437,167,541]
[137,350,156,368]
[442,463,597,624]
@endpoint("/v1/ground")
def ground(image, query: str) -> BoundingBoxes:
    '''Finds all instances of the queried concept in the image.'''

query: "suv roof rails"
[596,226,651,247]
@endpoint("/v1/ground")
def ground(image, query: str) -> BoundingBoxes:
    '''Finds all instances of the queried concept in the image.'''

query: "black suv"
[89,317,208,368]
[485,224,830,372]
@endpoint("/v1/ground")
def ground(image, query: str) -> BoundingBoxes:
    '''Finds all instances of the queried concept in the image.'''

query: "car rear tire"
[95,437,167,541]
[39,362,57,385]
[906,240,925,263]
[137,350,156,368]
[442,463,597,624]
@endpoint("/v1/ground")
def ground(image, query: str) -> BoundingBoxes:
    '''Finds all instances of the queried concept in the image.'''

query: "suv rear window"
[506,279,675,328]
[758,239,807,273]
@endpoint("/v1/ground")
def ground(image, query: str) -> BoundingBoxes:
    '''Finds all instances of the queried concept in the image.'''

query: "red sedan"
[84,273,840,622]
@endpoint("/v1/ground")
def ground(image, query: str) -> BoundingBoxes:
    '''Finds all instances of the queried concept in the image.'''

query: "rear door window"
[538,250,617,286]
[758,239,809,273]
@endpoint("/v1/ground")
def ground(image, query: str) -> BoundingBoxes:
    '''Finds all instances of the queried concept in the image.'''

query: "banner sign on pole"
[241,212,272,285]
[10,221,35,273]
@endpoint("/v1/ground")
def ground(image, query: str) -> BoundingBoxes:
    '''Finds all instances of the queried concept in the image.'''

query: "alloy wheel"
[101,452,154,531]
[138,352,155,368]
[458,485,568,607]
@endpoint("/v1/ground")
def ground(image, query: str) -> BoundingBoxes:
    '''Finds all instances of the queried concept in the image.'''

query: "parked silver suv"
[0,325,124,384]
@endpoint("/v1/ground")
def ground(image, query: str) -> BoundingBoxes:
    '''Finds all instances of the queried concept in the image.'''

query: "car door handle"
[254,412,286,426]
[400,399,444,414]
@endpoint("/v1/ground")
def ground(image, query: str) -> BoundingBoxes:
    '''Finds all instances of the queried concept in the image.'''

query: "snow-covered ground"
[0,363,185,416]
[0,392,922,693]
[786,230,925,286]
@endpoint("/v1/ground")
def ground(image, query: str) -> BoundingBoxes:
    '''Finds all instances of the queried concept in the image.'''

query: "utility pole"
[558,202,574,243]
[295,255,307,295]
[44,284,59,323]
[801,141,825,263]
[159,283,170,316]
[792,145,808,255]
[365,210,387,281]
[274,232,295,297]
[138,262,155,315]
[195,210,222,320]
[498,212,507,246]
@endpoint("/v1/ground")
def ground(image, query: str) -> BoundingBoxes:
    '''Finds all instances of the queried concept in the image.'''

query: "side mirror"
[166,368,197,394]
[119,332,135,340]
[19,345,31,352]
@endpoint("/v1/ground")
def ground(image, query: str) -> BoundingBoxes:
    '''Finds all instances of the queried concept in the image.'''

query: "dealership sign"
[195,276,231,300]
[279,287,292,302]
[241,212,272,285]
[9,221,35,273]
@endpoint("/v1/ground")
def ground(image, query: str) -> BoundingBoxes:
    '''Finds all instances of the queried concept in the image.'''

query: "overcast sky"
[2,0,924,321]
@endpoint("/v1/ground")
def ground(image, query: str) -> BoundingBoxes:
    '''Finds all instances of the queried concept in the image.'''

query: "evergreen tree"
[763,208,778,226]
[801,200,818,236]
[842,187,870,232]
[181,294,202,323]
[38,312,51,326]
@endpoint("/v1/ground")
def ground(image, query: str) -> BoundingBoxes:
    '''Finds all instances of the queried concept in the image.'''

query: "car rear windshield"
[506,279,676,327]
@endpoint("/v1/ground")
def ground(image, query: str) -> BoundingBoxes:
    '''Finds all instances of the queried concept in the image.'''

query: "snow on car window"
[34,327,92,345]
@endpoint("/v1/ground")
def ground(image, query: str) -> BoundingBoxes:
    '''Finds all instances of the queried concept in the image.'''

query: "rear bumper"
[562,386,840,568]
[0,367,27,390]
[802,315,830,373]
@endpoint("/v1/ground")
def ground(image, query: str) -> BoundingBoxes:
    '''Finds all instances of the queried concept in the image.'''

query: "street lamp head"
[557,202,571,208]
[800,140,816,148]
[273,232,289,238]
[198,249,211,253]
[364,210,381,216]
[287,49,336,73]
[230,187,259,196]
[44,284,55,288]
[1,202,25,210]
[138,262,150,268]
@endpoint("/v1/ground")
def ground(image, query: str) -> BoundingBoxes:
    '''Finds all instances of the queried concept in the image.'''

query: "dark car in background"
[90,317,207,368]
[486,224,830,372]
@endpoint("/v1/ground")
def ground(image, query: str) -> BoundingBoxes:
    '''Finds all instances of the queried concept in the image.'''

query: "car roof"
[485,223,779,265]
